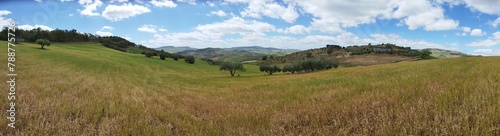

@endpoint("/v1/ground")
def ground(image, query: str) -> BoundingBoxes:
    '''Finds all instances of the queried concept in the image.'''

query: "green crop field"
[1,41,499,135]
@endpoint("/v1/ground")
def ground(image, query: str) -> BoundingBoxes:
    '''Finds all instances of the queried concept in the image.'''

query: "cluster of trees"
[99,36,137,52]
[0,27,99,43]
[144,50,194,64]
[259,59,339,75]
[282,59,339,74]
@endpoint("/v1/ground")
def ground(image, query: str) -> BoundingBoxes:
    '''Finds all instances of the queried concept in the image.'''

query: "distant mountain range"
[156,46,300,55]
[423,48,477,58]
[176,48,265,62]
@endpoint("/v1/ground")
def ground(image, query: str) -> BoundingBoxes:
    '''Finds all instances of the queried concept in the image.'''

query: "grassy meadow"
[1,41,499,135]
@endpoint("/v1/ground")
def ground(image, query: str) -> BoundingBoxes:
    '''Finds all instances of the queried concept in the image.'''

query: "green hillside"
[424,48,477,58]
[1,41,499,135]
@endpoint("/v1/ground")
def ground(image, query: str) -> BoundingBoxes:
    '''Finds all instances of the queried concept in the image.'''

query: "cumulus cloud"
[158,28,167,32]
[208,10,227,17]
[277,25,310,34]
[150,0,177,8]
[0,10,12,27]
[102,3,151,21]
[79,0,103,16]
[18,25,53,31]
[101,26,114,30]
[491,17,500,28]
[96,31,113,36]
[393,0,459,31]
[467,31,500,47]
[138,24,158,33]
[463,0,500,15]
[226,0,299,23]
[470,29,486,37]
[195,17,275,38]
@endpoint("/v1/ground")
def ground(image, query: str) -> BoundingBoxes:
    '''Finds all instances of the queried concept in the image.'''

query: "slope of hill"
[177,47,265,62]
[225,46,299,55]
[263,44,427,67]
[1,41,499,135]
[155,46,197,53]
[424,48,477,58]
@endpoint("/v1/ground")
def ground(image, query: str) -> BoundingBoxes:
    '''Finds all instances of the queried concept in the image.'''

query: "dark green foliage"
[283,64,301,74]
[159,53,166,60]
[295,59,339,72]
[270,55,274,59]
[259,65,282,75]
[36,39,51,49]
[419,50,433,59]
[201,58,222,65]
[262,56,267,61]
[140,51,146,54]
[306,52,313,58]
[173,55,179,61]
[185,55,195,64]
[219,62,246,77]
[145,52,154,58]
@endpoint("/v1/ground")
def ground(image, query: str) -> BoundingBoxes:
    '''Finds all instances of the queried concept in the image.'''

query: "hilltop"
[225,46,300,55]
[155,46,197,53]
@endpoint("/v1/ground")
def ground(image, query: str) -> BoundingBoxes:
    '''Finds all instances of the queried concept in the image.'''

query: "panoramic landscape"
[1,0,500,135]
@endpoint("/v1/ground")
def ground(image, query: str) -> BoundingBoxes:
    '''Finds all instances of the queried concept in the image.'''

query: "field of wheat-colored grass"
[1,41,499,135]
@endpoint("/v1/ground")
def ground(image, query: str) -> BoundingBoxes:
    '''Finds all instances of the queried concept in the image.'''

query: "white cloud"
[101,26,114,30]
[462,27,471,32]
[96,31,113,36]
[35,0,42,2]
[473,49,500,56]
[138,24,158,33]
[150,0,177,8]
[206,1,215,7]
[60,0,74,2]
[177,0,196,5]
[110,0,128,2]
[102,3,151,21]
[227,0,299,23]
[370,34,444,49]
[195,17,275,37]
[208,10,227,17]
[463,0,500,15]
[277,25,310,34]
[18,25,53,31]
[491,17,500,28]
[0,10,12,27]
[394,0,459,31]
[79,0,103,16]
[69,13,74,16]
[470,29,486,37]
[158,28,167,32]
[467,31,500,47]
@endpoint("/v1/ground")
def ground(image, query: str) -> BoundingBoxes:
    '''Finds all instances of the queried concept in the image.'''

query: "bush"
[173,55,179,61]
[185,55,195,64]
[283,64,300,74]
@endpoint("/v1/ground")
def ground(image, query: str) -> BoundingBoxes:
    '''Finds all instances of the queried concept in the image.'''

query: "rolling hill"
[424,48,477,58]
[155,46,197,53]
[176,47,265,62]
[1,41,499,135]
[225,46,300,55]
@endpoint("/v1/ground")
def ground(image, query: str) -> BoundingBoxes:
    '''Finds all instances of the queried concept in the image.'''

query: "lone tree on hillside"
[159,53,166,60]
[259,65,281,75]
[36,39,51,49]
[220,62,245,77]
[261,56,267,61]
[185,55,195,64]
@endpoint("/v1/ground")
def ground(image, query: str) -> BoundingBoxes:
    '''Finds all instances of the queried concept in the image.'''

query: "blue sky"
[0,0,499,56]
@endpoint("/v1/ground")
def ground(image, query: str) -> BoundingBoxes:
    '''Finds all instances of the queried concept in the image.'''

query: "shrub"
[185,55,195,64]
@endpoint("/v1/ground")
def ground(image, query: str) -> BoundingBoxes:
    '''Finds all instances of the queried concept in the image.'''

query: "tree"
[36,39,51,49]
[270,55,274,59]
[185,55,195,64]
[220,62,245,77]
[261,56,267,61]
[327,49,333,56]
[172,55,179,61]
[159,53,166,60]
[283,64,300,74]
[259,65,281,75]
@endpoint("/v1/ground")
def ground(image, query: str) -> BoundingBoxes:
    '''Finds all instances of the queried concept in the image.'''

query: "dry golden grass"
[0,41,499,135]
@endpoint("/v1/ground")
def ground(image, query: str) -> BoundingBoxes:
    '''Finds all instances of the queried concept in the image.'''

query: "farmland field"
[1,41,499,135]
